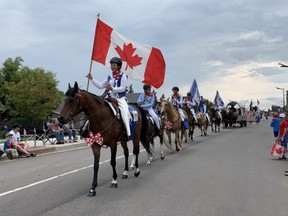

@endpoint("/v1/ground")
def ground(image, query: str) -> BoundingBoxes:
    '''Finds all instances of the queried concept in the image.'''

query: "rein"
[69,89,117,135]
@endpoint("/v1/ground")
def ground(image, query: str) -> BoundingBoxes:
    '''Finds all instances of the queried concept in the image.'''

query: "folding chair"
[42,121,57,145]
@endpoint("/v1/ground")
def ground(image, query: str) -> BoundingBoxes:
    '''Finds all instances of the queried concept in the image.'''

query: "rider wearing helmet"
[87,57,131,141]
[183,92,198,124]
[170,86,189,129]
[137,84,162,135]
[198,96,211,125]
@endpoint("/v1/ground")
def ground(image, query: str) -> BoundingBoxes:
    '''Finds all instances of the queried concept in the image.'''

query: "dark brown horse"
[129,109,164,167]
[58,82,150,197]
[181,103,196,141]
[208,108,221,132]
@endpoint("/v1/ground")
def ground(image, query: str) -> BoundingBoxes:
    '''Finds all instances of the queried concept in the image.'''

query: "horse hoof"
[110,183,118,188]
[88,189,96,197]
[160,155,165,160]
[146,162,151,166]
[121,174,128,179]
[134,170,140,177]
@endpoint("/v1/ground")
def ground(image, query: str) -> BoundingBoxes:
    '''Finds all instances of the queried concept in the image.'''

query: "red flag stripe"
[91,19,112,64]
[143,47,166,88]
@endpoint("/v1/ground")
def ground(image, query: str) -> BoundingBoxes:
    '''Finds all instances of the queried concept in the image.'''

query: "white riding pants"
[190,108,198,123]
[146,107,160,129]
[178,109,186,121]
[116,97,131,137]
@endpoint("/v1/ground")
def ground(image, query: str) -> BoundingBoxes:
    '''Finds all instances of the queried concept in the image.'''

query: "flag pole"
[86,13,100,91]
[86,60,93,91]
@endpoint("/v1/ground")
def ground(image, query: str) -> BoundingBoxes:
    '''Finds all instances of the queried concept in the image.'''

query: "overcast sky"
[1,0,288,110]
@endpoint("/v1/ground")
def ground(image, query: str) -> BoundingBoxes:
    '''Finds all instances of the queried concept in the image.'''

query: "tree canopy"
[0,57,63,129]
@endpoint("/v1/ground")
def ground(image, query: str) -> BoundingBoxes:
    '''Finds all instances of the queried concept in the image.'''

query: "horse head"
[59,82,82,124]
[160,100,170,116]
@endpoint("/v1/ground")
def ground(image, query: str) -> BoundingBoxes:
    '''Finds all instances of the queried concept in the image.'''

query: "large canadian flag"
[91,19,166,88]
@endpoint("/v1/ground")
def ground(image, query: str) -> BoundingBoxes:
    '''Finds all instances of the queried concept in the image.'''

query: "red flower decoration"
[85,132,104,147]
[276,147,283,154]
[165,121,173,129]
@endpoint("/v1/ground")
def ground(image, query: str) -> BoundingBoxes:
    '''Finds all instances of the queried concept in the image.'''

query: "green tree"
[1,57,63,129]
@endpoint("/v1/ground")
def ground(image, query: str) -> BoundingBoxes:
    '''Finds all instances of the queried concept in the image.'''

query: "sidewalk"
[0,138,88,161]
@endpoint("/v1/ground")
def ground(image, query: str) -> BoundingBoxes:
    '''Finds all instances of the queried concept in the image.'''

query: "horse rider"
[183,92,198,125]
[137,84,162,136]
[87,57,131,141]
[170,86,189,129]
[212,101,222,121]
[198,96,211,125]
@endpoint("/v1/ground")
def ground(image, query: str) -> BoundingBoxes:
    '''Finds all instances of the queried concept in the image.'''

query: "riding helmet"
[187,92,191,96]
[143,84,151,90]
[172,86,179,92]
[110,57,122,68]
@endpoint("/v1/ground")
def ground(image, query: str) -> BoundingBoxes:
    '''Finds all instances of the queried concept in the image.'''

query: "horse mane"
[65,87,102,104]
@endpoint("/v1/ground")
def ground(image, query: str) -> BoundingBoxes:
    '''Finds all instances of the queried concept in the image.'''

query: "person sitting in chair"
[64,119,78,143]
[170,86,189,129]
[48,118,65,144]
[137,84,162,136]
[87,57,131,141]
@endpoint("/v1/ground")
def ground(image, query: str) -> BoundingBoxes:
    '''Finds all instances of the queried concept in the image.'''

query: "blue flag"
[214,90,224,107]
[190,79,201,104]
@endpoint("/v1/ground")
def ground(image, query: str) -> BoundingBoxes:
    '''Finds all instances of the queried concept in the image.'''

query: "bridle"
[67,88,118,135]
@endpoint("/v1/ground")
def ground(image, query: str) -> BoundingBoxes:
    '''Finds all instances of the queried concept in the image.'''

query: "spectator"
[48,118,65,144]
[9,124,36,157]
[64,119,78,143]
[278,113,288,160]
[270,113,281,144]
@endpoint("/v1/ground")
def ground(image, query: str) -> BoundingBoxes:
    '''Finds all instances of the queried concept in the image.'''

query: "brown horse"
[58,82,150,197]
[181,103,196,141]
[196,113,209,136]
[208,108,221,132]
[160,100,183,152]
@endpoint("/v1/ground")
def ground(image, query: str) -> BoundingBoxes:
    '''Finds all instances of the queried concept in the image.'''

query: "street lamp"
[276,87,285,112]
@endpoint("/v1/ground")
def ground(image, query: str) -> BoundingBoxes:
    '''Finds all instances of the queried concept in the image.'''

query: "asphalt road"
[1,120,288,216]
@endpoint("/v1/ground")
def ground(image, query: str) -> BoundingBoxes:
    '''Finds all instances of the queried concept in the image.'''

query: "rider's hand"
[86,73,93,80]
[106,85,113,91]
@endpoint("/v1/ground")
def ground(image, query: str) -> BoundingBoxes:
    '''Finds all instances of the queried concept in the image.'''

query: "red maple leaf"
[115,43,143,70]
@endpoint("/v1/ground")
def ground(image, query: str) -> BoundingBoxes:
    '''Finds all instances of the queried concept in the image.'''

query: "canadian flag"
[91,19,166,88]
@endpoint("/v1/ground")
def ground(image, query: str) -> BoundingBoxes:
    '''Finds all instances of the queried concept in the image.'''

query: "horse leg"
[132,139,140,177]
[166,132,173,154]
[175,131,181,151]
[158,132,165,160]
[120,141,130,178]
[146,143,154,166]
[88,146,100,197]
[110,144,118,188]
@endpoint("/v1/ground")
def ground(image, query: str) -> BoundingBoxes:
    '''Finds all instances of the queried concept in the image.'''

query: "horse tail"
[137,106,152,155]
